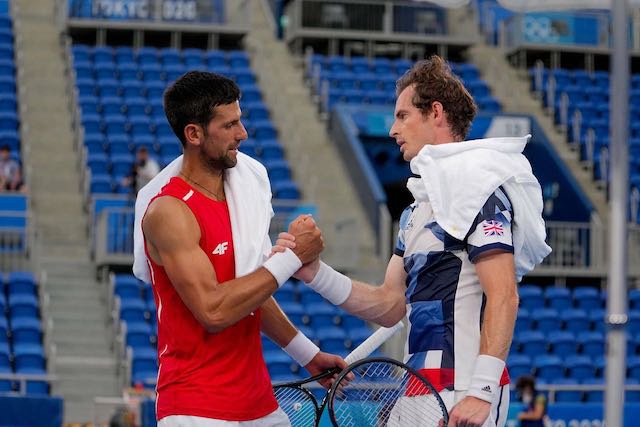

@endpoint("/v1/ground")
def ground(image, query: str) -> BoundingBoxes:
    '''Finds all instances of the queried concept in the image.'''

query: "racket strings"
[331,361,446,426]
[273,385,318,427]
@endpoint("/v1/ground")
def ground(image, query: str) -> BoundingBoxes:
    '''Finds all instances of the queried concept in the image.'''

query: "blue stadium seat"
[240,84,261,103]
[97,78,120,98]
[124,97,148,117]
[548,331,577,356]
[153,119,173,138]
[554,378,582,402]
[13,343,45,371]
[316,326,348,353]
[160,48,181,67]
[114,47,135,65]
[561,309,589,332]
[136,47,158,66]
[279,302,306,326]
[119,299,147,323]
[108,135,132,156]
[84,134,106,155]
[11,317,41,345]
[93,46,113,63]
[121,80,144,98]
[72,44,90,62]
[348,327,372,348]
[582,377,604,402]
[205,50,226,68]
[266,352,297,379]
[517,330,547,356]
[126,321,152,349]
[350,56,370,74]
[341,315,366,330]
[589,309,606,333]
[117,63,139,81]
[264,159,291,183]
[228,50,250,69]
[565,354,594,380]
[275,282,297,304]
[244,101,269,121]
[573,287,602,310]
[9,294,38,319]
[518,285,545,311]
[629,310,640,335]
[394,58,412,75]
[532,308,561,331]
[305,303,338,328]
[253,120,277,140]
[131,347,158,387]
[0,316,7,344]
[77,78,97,96]
[114,274,141,299]
[104,115,128,136]
[0,111,18,131]
[545,287,572,310]
[578,331,605,358]
[128,115,151,136]
[87,153,110,175]
[260,140,284,160]
[372,58,392,75]
[299,286,324,305]
[182,48,203,67]
[514,308,531,334]
[140,63,163,82]
[272,181,300,200]
[534,355,564,381]
[79,95,99,115]
[95,61,117,80]
[7,271,36,296]
[261,336,280,353]
[234,68,256,85]
[90,174,113,193]
[73,60,93,79]
[100,96,124,115]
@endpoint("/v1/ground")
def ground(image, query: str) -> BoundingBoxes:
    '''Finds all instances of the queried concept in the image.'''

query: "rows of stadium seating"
[0,13,19,169]
[73,44,300,201]
[112,274,374,387]
[0,271,49,395]
[529,67,640,223]
[307,54,502,113]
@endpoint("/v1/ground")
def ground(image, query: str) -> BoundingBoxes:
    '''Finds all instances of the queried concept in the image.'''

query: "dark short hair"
[515,375,536,392]
[163,71,241,147]
[396,55,477,140]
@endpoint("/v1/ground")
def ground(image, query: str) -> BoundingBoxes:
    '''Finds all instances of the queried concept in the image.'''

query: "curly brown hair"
[396,55,477,140]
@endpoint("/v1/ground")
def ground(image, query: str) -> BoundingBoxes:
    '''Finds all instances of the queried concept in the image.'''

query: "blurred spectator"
[516,375,547,427]
[0,145,24,192]
[122,146,159,194]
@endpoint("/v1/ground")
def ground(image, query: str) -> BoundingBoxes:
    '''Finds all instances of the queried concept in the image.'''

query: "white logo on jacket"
[212,242,229,255]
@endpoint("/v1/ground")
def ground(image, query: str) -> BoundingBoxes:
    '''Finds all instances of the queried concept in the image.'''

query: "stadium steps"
[245,0,386,281]
[466,43,609,221]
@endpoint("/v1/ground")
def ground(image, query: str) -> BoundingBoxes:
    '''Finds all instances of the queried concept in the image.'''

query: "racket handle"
[344,321,404,364]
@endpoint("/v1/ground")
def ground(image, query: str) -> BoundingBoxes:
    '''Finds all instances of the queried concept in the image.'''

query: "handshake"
[272,214,325,283]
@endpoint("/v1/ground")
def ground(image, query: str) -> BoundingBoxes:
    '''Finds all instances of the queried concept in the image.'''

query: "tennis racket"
[273,321,405,427]
[327,357,449,427]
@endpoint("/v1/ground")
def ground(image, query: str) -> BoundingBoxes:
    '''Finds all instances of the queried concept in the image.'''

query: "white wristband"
[282,331,320,367]
[263,248,302,287]
[466,354,505,403]
[305,261,353,305]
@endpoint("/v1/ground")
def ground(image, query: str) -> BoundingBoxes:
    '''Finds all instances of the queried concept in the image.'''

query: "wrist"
[263,248,302,287]
[305,261,352,305]
[282,331,320,367]
[466,354,505,404]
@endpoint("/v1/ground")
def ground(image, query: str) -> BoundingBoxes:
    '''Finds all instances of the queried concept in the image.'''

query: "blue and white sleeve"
[394,204,413,257]
[466,187,514,263]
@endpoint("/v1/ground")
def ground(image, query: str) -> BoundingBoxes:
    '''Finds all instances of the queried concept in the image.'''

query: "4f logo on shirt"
[482,220,504,236]
[212,242,229,255]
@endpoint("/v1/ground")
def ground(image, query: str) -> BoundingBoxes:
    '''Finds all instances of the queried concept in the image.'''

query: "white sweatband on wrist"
[283,331,320,367]
[305,261,353,305]
[466,354,505,403]
[263,248,302,287]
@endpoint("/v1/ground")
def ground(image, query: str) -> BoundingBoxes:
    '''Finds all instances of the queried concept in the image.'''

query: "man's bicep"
[381,255,407,295]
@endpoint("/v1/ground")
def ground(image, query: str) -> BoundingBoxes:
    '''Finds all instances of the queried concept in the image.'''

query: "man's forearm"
[479,294,518,360]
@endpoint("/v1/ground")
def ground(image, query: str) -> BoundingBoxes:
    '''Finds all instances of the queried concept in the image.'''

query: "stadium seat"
[272,181,300,200]
[531,308,561,331]
[554,378,582,402]
[514,308,532,333]
[548,331,577,356]
[341,315,367,330]
[565,354,594,380]
[299,286,324,305]
[9,294,39,319]
[517,330,547,356]
[305,303,338,328]
[534,355,564,381]
[582,377,604,402]
[629,310,640,335]
[573,287,602,310]
[561,309,590,332]
[264,159,291,183]
[119,299,147,323]
[126,321,152,349]
[630,289,640,310]
[114,275,141,299]
[14,343,45,371]
[316,326,348,353]
[518,285,545,311]
[266,352,297,378]
[545,287,572,310]
[131,347,158,387]
[11,317,41,345]
[589,309,606,333]
[0,316,7,344]
[90,174,113,193]
[7,271,36,296]
[627,379,640,402]
[578,331,605,358]
[629,356,640,380]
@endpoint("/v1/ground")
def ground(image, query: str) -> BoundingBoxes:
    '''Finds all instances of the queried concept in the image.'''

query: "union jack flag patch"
[482,220,504,236]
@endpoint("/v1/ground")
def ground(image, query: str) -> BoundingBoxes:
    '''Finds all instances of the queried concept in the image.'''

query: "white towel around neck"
[132,152,274,283]
[406,135,551,281]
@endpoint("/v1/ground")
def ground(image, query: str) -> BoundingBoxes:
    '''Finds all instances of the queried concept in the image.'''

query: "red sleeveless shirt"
[143,177,277,421]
